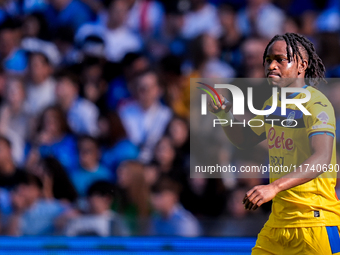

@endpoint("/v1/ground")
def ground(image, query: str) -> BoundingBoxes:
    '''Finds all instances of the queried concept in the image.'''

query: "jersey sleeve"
[304,97,336,139]
[249,114,265,136]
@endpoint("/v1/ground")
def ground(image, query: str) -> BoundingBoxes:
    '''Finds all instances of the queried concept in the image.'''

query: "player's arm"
[208,94,265,149]
[243,132,333,210]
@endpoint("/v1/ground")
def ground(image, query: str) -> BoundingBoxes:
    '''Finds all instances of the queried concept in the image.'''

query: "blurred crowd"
[0,0,340,237]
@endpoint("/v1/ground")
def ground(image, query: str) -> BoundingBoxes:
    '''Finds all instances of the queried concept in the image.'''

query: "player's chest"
[264,124,307,152]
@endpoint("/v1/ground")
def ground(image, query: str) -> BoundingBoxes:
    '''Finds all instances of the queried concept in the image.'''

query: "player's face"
[264,40,299,88]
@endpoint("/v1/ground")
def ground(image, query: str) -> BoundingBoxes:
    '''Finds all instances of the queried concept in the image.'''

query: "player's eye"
[277,58,287,63]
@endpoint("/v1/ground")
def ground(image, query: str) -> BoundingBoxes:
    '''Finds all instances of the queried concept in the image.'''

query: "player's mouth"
[267,72,281,78]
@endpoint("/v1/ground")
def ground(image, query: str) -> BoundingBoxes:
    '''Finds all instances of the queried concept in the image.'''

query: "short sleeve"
[304,99,336,139]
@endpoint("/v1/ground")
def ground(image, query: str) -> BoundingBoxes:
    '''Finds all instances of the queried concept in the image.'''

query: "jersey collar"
[286,85,308,99]
[279,85,308,101]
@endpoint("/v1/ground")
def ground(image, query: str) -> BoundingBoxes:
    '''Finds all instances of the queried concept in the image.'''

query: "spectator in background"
[126,0,164,38]
[181,0,222,39]
[165,117,190,169]
[239,37,268,78]
[27,105,78,173]
[0,136,23,189]
[190,34,235,78]
[37,157,78,204]
[44,0,94,34]
[55,70,99,136]
[144,162,160,188]
[53,26,78,66]
[299,12,317,37]
[103,0,142,61]
[180,176,227,231]
[76,0,142,62]
[0,18,27,74]
[152,134,189,198]
[25,51,56,116]
[218,4,244,72]
[148,0,188,59]
[22,12,50,40]
[237,0,285,39]
[153,136,187,183]
[118,69,172,163]
[150,176,200,237]
[71,136,113,197]
[65,180,128,236]
[0,78,30,165]
[107,52,150,110]
[100,112,139,181]
[6,172,70,236]
[81,57,108,114]
[114,161,150,234]
[160,55,190,119]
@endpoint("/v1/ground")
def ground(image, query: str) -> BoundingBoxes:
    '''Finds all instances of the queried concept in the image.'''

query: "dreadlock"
[262,33,326,86]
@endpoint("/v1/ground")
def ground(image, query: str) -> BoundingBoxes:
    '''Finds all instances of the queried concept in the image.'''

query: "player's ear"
[298,58,308,75]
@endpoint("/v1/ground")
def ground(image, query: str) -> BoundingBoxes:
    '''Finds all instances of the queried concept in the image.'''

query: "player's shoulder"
[305,86,333,108]
[304,86,336,123]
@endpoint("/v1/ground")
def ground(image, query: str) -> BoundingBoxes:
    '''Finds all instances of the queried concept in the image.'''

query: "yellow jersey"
[251,85,340,228]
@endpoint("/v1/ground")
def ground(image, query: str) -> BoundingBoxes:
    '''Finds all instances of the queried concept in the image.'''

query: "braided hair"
[262,33,326,86]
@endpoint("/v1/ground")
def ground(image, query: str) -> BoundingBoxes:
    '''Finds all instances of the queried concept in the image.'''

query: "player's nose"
[266,61,279,76]
[267,60,279,71]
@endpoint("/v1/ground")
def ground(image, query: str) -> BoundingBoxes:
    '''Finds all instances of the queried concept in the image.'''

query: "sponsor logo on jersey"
[268,127,294,150]
[317,111,329,124]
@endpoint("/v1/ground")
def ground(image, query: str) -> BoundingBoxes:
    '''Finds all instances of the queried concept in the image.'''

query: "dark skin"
[208,40,334,210]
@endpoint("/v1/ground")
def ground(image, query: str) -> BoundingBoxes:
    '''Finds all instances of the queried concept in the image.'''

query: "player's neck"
[278,78,306,97]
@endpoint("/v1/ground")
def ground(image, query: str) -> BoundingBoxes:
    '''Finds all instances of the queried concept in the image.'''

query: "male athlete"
[208,33,340,254]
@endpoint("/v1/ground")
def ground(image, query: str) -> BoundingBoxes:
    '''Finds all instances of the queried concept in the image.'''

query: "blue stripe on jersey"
[286,85,308,99]
[263,105,304,119]
[278,85,308,100]
[326,226,340,254]
[308,131,335,139]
